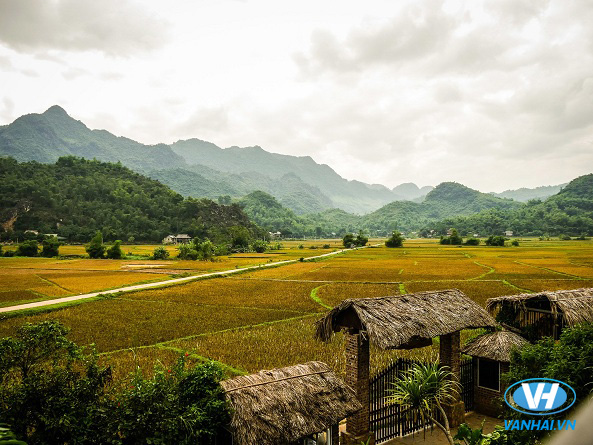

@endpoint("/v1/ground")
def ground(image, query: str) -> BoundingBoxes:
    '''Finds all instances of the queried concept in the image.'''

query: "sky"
[0,0,592,192]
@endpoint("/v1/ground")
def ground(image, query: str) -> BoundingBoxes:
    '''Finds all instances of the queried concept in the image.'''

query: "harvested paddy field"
[2,238,592,380]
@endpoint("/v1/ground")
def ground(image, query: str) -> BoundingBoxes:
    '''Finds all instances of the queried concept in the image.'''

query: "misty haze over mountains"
[0,106,565,215]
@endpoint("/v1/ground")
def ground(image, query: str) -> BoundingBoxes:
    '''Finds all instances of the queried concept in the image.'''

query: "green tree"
[464,238,480,246]
[385,231,404,248]
[217,195,231,205]
[342,233,355,247]
[251,239,268,253]
[355,230,369,247]
[0,321,230,445]
[228,226,251,251]
[196,239,216,261]
[40,237,61,257]
[85,231,105,259]
[0,321,111,444]
[15,240,38,257]
[152,246,170,260]
[106,240,123,259]
[177,243,198,260]
[485,235,505,246]
[386,363,459,445]
[110,358,229,444]
[449,229,463,245]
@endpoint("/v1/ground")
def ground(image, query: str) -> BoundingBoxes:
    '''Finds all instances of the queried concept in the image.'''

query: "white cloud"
[0,0,169,56]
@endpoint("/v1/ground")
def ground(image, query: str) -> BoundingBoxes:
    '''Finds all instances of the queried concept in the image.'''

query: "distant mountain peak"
[43,105,70,117]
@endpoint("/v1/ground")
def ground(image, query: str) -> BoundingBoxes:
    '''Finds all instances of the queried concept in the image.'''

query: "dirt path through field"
[0,246,370,314]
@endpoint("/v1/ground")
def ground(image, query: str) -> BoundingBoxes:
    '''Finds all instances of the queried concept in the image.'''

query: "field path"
[0,246,369,314]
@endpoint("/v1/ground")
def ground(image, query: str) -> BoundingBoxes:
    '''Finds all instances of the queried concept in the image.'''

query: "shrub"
[110,358,229,444]
[106,240,123,259]
[197,239,216,261]
[40,237,61,257]
[85,231,105,259]
[228,226,251,251]
[385,231,404,248]
[152,246,170,260]
[298,244,304,249]
[440,229,463,246]
[16,240,39,257]
[355,230,369,247]
[3,250,14,257]
[511,239,519,247]
[485,235,506,246]
[177,244,198,260]
[0,321,230,445]
[322,244,330,249]
[343,231,368,248]
[0,321,111,444]
[251,240,268,253]
[454,423,508,445]
[464,238,480,246]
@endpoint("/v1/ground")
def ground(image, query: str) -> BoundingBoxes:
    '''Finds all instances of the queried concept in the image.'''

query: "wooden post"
[439,331,465,428]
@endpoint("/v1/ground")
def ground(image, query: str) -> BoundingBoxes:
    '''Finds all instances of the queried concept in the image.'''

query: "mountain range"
[0,106,563,216]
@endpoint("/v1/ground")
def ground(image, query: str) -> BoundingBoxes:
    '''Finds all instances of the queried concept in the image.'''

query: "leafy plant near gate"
[386,362,460,445]
[454,423,508,445]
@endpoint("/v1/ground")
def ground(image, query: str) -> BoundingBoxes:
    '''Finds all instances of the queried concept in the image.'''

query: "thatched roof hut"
[221,361,361,445]
[462,330,528,362]
[315,289,497,349]
[486,288,593,327]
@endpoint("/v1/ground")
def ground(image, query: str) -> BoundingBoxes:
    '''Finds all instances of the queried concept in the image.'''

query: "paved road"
[0,247,361,314]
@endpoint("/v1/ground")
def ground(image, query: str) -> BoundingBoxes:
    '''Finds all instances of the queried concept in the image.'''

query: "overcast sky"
[1,0,592,192]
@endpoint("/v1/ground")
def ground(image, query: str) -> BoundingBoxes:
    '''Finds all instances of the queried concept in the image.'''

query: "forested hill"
[491,183,565,202]
[0,106,186,172]
[436,174,593,236]
[170,139,401,214]
[360,182,522,233]
[0,157,261,243]
[0,107,404,214]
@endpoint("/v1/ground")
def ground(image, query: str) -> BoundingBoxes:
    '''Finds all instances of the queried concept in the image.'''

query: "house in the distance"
[504,230,514,237]
[162,234,192,245]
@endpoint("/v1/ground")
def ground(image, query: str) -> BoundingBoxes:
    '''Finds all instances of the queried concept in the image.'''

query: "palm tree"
[385,362,460,445]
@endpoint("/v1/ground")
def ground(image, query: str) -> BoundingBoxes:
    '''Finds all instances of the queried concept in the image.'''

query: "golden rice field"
[0,240,348,307]
[1,238,593,380]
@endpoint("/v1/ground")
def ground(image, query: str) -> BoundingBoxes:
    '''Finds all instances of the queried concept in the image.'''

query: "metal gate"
[369,358,474,443]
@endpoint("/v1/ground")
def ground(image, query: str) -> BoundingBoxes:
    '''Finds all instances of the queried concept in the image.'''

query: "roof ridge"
[224,369,330,392]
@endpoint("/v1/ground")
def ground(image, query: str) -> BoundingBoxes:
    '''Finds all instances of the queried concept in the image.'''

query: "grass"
[2,238,593,381]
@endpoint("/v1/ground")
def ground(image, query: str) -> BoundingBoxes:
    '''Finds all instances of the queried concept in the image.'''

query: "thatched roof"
[221,361,361,445]
[462,330,528,362]
[486,288,593,327]
[315,289,497,350]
